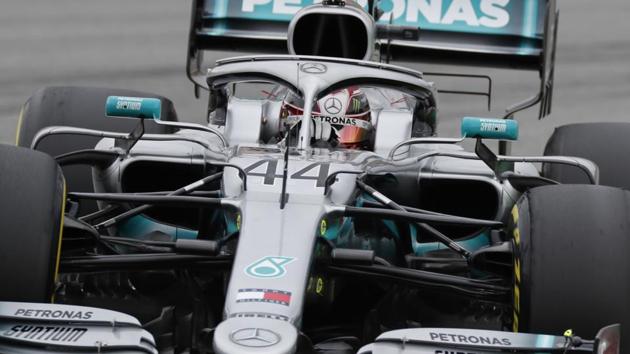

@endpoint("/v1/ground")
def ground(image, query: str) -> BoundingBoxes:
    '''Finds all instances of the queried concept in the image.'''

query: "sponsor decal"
[300,62,327,74]
[231,0,528,35]
[229,312,290,321]
[245,256,296,278]
[429,332,512,346]
[230,327,280,348]
[237,288,292,306]
[324,97,343,115]
[13,308,93,320]
[351,97,361,112]
[371,0,512,28]
[314,116,372,130]
[114,96,143,111]
[2,325,87,343]
[479,119,507,133]
[435,351,478,354]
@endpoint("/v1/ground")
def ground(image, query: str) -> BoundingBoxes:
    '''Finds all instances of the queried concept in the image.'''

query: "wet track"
[1,0,629,154]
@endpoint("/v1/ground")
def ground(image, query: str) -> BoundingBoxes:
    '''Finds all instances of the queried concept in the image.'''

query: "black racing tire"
[510,184,629,347]
[543,122,630,189]
[16,86,179,213]
[0,144,65,302]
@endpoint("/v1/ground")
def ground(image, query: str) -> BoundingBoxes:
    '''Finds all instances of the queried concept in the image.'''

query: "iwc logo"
[300,62,327,74]
[230,328,280,347]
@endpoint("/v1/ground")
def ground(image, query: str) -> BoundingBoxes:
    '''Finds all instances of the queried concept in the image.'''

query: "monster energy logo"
[351,97,361,113]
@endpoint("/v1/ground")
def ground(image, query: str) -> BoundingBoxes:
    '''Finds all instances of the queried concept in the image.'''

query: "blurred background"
[1,0,628,154]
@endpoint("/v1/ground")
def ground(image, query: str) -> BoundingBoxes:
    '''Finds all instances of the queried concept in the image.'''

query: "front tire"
[511,184,629,347]
[0,144,65,302]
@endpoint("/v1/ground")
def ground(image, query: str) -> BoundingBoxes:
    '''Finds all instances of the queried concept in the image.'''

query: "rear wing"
[187,0,558,118]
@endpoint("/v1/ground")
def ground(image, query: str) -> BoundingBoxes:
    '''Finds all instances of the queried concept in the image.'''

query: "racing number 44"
[244,160,330,187]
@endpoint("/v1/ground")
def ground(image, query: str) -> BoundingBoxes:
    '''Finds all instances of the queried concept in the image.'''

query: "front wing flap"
[0,301,156,354]
[358,327,596,353]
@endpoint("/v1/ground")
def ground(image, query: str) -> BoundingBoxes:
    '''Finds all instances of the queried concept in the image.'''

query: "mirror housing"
[595,324,621,354]
[461,117,518,141]
[106,96,161,119]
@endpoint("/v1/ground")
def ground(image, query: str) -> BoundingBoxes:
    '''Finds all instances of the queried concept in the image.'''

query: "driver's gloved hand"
[310,117,333,141]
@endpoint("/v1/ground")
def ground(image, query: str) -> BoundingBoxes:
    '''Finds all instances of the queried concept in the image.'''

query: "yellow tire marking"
[320,219,327,236]
[512,204,520,332]
[14,104,26,146]
[511,205,519,225]
[51,178,67,303]
[316,277,324,295]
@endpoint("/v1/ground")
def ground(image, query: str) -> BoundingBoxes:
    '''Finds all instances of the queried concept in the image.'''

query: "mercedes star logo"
[324,97,343,115]
[230,328,280,348]
[300,62,327,74]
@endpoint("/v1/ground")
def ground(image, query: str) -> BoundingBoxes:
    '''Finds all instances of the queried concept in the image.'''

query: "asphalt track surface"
[1,0,629,155]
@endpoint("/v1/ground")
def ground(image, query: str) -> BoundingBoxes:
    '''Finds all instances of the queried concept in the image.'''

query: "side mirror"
[461,117,518,141]
[105,96,161,120]
[461,117,518,175]
[595,324,621,354]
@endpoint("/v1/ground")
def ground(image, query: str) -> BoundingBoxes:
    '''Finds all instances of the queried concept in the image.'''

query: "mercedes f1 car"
[1,0,627,353]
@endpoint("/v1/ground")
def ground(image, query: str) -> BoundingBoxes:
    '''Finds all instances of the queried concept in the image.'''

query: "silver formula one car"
[1,0,627,353]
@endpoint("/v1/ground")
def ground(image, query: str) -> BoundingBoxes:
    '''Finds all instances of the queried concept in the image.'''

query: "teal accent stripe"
[413,231,490,256]
[535,334,556,348]
[213,0,228,17]
[517,0,539,55]
[118,215,198,240]
[224,212,238,235]
[522,0,538,38]
[338,216,353,238]
[321,221,340,241]
[210,0,229,34]
[382,220,400,239]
